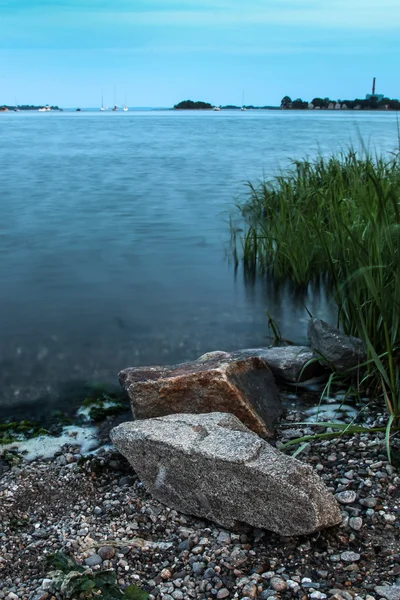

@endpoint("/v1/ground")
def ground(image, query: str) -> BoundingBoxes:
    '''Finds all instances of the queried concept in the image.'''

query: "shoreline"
[1,402,399,600]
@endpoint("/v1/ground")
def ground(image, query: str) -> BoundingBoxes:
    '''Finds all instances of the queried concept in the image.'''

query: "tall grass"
[232,149,400,426]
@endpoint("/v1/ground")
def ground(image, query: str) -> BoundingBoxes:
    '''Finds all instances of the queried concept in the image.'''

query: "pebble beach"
[1,405,399,600]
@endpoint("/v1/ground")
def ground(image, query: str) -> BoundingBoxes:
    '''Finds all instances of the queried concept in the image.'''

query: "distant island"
[0,105,61,112]
[280,95,400,111]
[174,100,214,110]
[173,100,279,110]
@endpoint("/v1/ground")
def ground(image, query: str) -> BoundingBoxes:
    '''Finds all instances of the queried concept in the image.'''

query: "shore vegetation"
[232,148,400,440]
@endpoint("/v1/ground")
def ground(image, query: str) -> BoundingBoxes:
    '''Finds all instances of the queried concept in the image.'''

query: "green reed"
[232,149,400,427]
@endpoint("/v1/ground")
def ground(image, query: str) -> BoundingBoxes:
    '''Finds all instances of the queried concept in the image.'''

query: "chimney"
[372,77,376,96]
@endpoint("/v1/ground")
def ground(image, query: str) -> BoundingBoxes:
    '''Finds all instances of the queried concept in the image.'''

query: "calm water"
[0,110,399,416]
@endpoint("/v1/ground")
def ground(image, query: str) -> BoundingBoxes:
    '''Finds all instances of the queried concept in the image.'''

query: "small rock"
[335,491,357,504]
[349,517,363,531]
[359,497,378,508]
[341,551,361,562]
[217,590,230,599]
[242,583,258,598]
[41,580,53,592]
[261,593,278,600]
[6,594,19,600]
[84,554,103,567]
[161,568,172,580]
[217,531,231,545]
[172,592,184,600]
[270,577,287,592]
[118,476,135,487]
[98,546,116,560]
[375,586,400,600]
[203,568,216,580]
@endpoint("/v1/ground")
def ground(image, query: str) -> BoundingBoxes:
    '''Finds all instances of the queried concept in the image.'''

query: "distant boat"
[38,106,51,112]
[100,92,106,111]
[112,106,119,111]
[123,104,128,112]
[241,90,246,111]
[213,106,221,111]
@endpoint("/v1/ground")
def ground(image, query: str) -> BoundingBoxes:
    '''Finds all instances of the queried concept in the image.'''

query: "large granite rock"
[307,318,367,372]
[119,356,282,438]
[111,412,342,536]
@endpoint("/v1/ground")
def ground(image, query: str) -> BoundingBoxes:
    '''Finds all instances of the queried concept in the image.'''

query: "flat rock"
[231,346,324,383]
[119,356,282,438]
[110,412,342,536]
[198,346,326,383]
[307,318,366,372]
[375,587,400,600]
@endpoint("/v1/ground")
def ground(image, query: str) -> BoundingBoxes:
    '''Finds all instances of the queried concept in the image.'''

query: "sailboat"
[123,93,128,111]
[100,92,105,111]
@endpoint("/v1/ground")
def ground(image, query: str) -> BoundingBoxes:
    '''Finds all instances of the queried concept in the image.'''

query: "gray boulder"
[231,346,324,383]
[119,356,282,438]
[110,412,342,536]
[307,318,367,372]
[197,347,326,383]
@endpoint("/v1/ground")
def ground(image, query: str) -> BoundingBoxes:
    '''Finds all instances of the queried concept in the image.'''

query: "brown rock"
[119,356,282,437]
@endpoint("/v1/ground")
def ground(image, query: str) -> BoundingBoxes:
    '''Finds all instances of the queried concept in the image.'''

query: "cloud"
[101,3,400,30]
[2,0,400,29]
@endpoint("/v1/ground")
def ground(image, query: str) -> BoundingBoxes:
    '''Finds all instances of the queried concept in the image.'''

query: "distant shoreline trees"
[174,100,213,110]
[281,96,400,110]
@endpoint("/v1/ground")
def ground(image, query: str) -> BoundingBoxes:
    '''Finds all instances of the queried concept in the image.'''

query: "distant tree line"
[0,105,61,111]
[174,100,213,110]
[281,96,400,110]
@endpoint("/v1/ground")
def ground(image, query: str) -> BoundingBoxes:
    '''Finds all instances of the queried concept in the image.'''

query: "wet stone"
[84,554,102,567]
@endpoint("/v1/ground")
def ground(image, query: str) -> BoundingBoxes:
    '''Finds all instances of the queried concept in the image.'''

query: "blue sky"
[1,0,399,107]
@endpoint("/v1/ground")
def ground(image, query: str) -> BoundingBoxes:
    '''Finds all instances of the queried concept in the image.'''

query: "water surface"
[0,110,398,415]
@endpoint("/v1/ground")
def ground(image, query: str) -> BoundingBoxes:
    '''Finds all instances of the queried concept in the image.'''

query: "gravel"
[0,404,399,600]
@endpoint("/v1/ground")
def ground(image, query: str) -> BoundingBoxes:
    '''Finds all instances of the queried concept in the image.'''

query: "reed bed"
[232,150,400,426]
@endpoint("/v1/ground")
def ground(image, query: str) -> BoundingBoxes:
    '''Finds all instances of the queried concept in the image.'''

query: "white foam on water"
[2,425,99,461]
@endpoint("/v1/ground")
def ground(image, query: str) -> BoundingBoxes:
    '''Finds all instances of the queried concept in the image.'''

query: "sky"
[0,0,399,108]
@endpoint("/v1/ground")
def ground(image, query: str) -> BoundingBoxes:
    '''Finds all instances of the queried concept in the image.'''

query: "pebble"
[0,411,398,600]
[161,568,172,580]
[375,586,400,600]
[349,516,363,531]
[335,491,357,504]
[359,497,378,508]
[340,551,361,562]
[242,583,258,598]
[270,577,287,591]
[84,554,102,567]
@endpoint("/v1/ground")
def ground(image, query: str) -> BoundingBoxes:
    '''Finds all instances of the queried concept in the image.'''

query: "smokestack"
[372,77,376,96]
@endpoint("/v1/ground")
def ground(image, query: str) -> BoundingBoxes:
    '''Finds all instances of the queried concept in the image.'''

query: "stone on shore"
[110,412,342,536]
[197,346,325,383]
[231,346,324,383]
[307,318,367,372]
[118,356,282,438]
